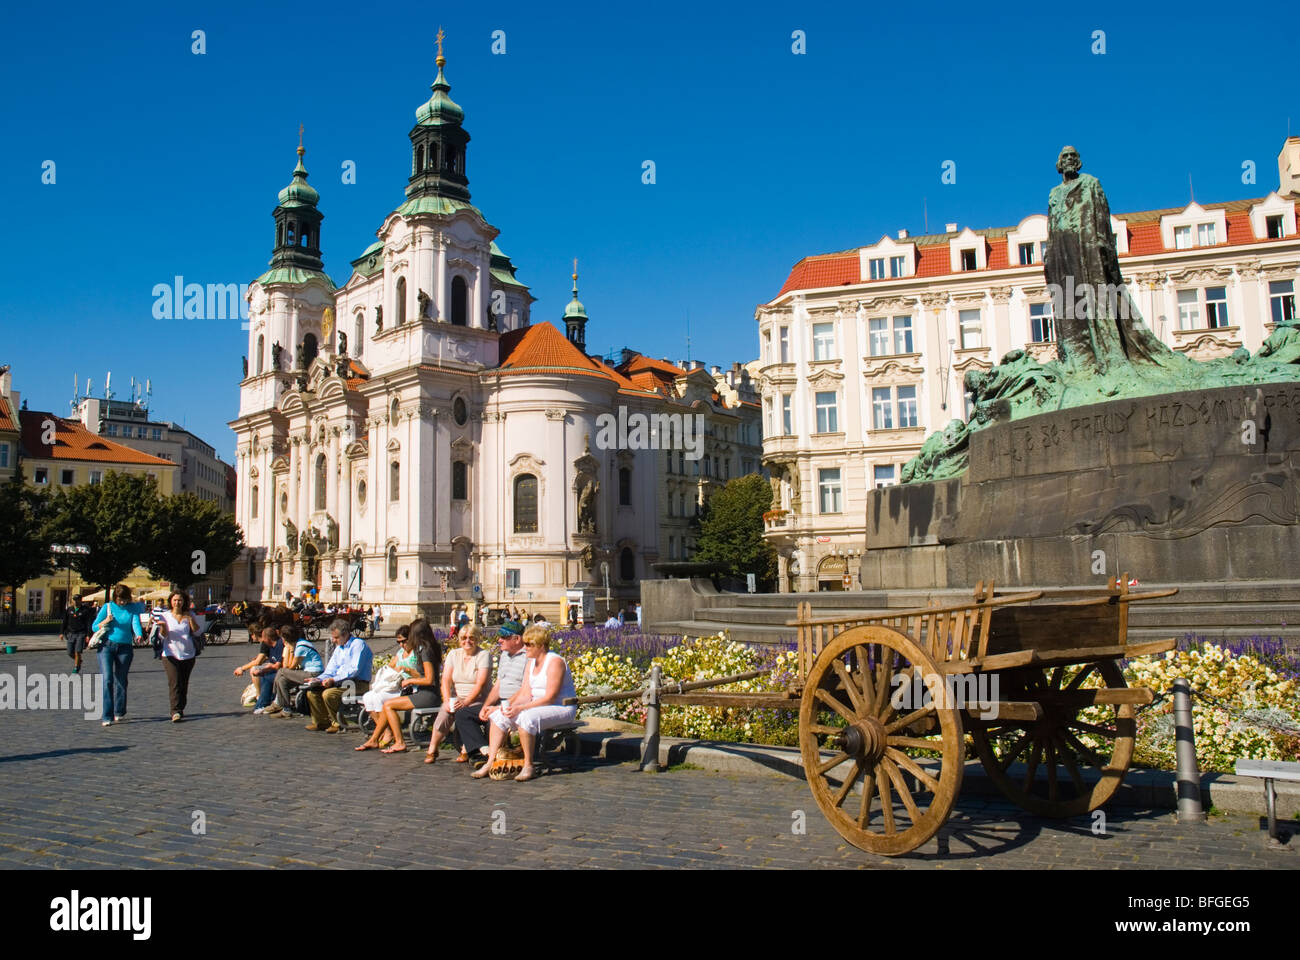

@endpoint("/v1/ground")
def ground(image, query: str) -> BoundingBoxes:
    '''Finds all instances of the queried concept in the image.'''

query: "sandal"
[354,742,380,751]
[455,751,470,763]
[381,745,408,755]
[423,752,437,764]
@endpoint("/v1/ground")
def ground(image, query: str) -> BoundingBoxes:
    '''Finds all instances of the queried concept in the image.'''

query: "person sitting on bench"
[357,619,441,753]
[302,619,373,733]
[472,625,577,782]
[267,624,323,716]
[456,619,529,763]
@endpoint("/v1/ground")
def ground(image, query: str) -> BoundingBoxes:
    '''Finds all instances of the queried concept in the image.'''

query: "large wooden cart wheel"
[798,625,964,856]
[969,659,1136,818]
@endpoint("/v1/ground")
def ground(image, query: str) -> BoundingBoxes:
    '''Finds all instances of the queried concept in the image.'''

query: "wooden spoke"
[881,758,922,824]
[1061,728,1104,768]
[885,704,935,735]
[1064,663,1097,692]
[857,771,876,828]
[888,735,943,751]
[872,651,892,718]
[832,760,863,809]
[1048,665,1064,691]
[830,658,869,717]
[1022,740,1042,792]
[815,751,851,776]
[856,646,875,716]
[1045,740,1058,802]
[997,732,1033,772]
[1069,719,1118,739]
[814,688,858,725]
[878,769,896,835]
[808,723,846,736]
[886,747,941,794]
[1056,734,1088,793]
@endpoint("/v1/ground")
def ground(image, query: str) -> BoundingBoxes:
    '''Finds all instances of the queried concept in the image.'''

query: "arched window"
[620,547,635,583]
[353,548,364,589]
[314,454,326,510]
[250,484,259,519]
[280,491,288,514]
[390,398,399,423]
[300,230,309,248]
[274,556,283,586]
[387,545,398,582]
[452,460,467,501]
[513,474,537,533]
[353,311,364,356]
[390,460,400,502]
[357,479,366,506]
[451,276,467,326]
[302,332,318,367]
[396,276,407,326]
[618,467,631,506]
[414,144,424,175]
[429,143,439,170]
[256,335,265,374]
[286,221,297,245]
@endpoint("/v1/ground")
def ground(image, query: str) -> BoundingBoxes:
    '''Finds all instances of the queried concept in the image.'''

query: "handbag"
[370,663,403,697]
[88,604,114,650]
[240,681,259,707]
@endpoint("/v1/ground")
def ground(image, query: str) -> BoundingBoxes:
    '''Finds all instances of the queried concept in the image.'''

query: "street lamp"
[938,337,956,411]
[50,544,89,611]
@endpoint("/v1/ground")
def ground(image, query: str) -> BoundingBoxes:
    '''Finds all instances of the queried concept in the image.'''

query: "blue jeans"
[99,642,134,721]
[255,671,278,708]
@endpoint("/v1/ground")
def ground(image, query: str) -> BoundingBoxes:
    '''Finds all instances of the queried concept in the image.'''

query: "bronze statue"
[284,518,298,553]
[242,355,248,377]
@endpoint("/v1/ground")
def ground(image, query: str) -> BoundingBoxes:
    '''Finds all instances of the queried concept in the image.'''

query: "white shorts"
[490,704,577,737]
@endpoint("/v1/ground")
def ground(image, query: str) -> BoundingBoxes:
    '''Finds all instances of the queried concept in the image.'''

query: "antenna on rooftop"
[105,371,112,400]
[1188,173,1195,204]
[685,311,692,366]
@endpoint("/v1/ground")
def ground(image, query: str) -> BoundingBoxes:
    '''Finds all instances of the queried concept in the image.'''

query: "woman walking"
[158,590,203,723]
[90,585,145,726]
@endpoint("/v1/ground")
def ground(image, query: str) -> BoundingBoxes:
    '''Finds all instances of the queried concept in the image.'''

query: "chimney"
[80,397,102,432]
[1280,136,1300,198]
[710,365,721,376]
[945,222,958,233]
[620,347,637,366]
[897,229,909,240]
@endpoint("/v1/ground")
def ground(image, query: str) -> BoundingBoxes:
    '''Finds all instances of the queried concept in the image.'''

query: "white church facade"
[230,43,681,622]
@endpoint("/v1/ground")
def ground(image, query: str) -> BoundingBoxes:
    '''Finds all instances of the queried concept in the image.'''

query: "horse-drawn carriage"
[664,575,1176,856]
[232,602,373,644]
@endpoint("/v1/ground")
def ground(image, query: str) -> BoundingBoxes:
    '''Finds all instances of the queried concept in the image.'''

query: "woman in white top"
[157,590,203,723]
[472,625,577,782]
[424,624,490,764]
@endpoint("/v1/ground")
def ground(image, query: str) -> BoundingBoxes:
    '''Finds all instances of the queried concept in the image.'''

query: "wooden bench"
[1234,758,1300,843]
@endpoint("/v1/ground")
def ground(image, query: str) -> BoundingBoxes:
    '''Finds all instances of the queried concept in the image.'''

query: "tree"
[0,468,56,626]
[49,471,162,601]
[146,493,245,589]
[693,473,778,589]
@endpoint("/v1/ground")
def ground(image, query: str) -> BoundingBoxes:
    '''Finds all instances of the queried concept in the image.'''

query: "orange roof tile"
[0,396,17,433]
[20,411,174,466]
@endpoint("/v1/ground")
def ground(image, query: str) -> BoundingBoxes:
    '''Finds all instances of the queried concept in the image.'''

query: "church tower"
[406,28,471,204]
[563,262,588,352]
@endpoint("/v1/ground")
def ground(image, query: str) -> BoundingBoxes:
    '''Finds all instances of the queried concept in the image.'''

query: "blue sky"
[1,0,1293,460]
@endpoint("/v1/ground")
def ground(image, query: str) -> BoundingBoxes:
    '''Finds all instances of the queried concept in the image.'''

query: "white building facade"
[759,138,1300,592]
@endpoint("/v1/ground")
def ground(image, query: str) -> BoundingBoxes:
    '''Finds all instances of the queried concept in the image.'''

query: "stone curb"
[574,732,1300,820]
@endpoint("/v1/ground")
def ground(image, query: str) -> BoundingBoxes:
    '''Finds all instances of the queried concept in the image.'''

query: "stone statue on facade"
[577,476,599,535]
[242,355,248,377]
[418,290,432,320]
[284,518,298,553]
[326,515,339,552]
[337,331,347,356]
[375,305,383,333]
[271,341,283,371]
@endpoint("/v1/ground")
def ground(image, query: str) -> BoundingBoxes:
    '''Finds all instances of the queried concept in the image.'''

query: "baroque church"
[230,39,680,621]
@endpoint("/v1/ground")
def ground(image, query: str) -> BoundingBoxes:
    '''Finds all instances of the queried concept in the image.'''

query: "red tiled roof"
[774,196,1297,299]
[0,395,17,433]
[495,323,656,397]
[19,411,174,465]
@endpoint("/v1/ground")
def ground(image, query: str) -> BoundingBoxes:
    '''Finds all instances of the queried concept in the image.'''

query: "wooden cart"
[669,575,1177,856]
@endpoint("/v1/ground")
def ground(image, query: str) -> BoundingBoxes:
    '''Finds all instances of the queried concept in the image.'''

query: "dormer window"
[1197,222,1217,246]
[1018,241,1048,266]
[890,255,906,278]
[868,257,887,280]
[1267,215,1284,239]
[960,249,977,271]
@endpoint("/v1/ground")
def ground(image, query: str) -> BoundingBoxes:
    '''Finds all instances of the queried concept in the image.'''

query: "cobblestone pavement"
[0,647,1291,869]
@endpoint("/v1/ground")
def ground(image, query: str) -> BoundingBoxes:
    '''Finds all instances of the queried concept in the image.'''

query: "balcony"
[763,508,790,532]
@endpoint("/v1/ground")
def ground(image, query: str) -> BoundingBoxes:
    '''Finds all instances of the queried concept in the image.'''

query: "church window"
[250,484,259,519]
[256,335,265,374]
[302,333,318,366]
[388,545,398,582]
[414,144,425,176]
[453,396,468,425]
[513,474,538,533]
[354,311,364,356]
[396,277,407,325]
[280,491,288,513]
[452,461,467,501]
[618,467,631,506]
[286,221,297,246]
[451,276,468,326]
[357,479,367,506]
[390,461,400,502]
[619,547,635,583]
[314,454,326,510]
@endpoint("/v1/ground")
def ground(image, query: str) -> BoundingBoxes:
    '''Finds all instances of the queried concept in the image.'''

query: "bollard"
[1172,677,1205,822]
[640,664,661,772]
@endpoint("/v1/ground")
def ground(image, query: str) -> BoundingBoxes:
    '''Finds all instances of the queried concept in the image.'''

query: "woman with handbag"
[365,619,441,755]
[354,624,419,750]
[89,585,146,726]
[157,590,203,723]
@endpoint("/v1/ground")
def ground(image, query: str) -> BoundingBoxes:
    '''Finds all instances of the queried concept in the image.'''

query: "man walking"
[61,598,94,674]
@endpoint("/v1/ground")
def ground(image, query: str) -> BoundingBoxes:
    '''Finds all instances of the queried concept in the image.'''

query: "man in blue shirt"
[301,619,373,732]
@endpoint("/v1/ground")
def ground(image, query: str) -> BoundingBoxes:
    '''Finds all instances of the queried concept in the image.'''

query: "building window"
[890,255,906,278]
[388,546,398,582]
[1270,280,1296,324]
[33,467,49,484]
[106,424,118,437]
[781,394,793,435]
[1018,242,1036,266]
[1197,222,1217,246]
[60,468,73,485]
[256,335,265,374]
[814,392,839,433]
[451,276,468,326]
[390,461,400,502]
[869,257,886,280]
[872,387,893,430]
[315,454,327,510]
[1030,302,1055,343]
[1174,226,1192,250]
[27,590,43,614]
[868,315,912,356]
[666,450,673,475]
[357,479,367,506]
[250,484,259,519]
[678,450,684,474]
[960,249,977,271]
[453,396,468,425]
[355,311,365,355]
[897,385,918,428]
[618,467,631,506]
[1205,287,1229,328]
[818,468,842,514]
[778,326,790,363]
[812,322,835,361]
[89,470,102,485]
[1176,289,1200,330]
[513,474,538,533]
[0,443,8,468]
[762,329,771,363]
[395,276,407,326]
[874,464,896,488]
[959,308,983,349]
[452,461,467,501]
[1266,215,1285,239]
[620,547,635,582]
